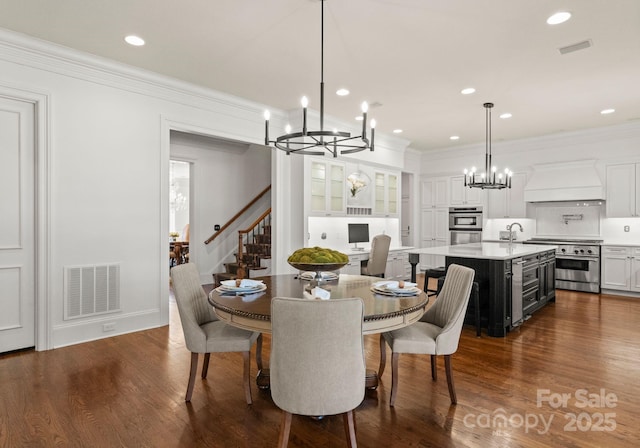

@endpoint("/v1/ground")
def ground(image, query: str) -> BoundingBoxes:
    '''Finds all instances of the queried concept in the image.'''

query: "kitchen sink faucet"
[506,222,524,244]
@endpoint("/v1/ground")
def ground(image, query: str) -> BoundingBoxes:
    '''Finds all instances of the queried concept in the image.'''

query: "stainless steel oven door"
[450,230,482,246]
[555,256,600,284]
[449,213,482,230]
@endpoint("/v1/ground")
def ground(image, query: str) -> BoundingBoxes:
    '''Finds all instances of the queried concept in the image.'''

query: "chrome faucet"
[506,222,524,244]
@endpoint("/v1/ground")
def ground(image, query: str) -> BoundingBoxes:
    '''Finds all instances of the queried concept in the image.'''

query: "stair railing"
[236,208,272,278]
[204,185,271,244]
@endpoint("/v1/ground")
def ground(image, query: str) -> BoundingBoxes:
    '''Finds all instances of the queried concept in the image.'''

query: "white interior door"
[0,96,35,353]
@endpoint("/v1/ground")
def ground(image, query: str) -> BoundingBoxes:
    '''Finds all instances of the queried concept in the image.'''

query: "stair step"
[254,234,271,244]
[224,262,240,274]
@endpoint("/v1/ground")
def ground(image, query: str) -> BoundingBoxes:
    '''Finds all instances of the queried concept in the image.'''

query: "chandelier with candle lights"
[463,102,512,189]
[263,0,376,157]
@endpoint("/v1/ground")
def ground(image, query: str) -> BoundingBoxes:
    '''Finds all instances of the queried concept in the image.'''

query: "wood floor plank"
[1,280,639,447]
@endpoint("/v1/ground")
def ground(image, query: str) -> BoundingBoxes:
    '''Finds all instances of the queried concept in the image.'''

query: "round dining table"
[208,273,429,389]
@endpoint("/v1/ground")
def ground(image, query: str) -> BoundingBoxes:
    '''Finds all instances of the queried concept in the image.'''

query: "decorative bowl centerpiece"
[287,247,348,282]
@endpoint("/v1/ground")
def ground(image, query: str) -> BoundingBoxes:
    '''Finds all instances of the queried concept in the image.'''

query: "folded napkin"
[303,286,331,300]
[221,279,263,288]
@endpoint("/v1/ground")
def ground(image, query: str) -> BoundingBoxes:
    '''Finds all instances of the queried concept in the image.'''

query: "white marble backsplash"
[534,202,602,238]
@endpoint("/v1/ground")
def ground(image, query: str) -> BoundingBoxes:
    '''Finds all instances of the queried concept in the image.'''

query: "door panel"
[0,97,35,353]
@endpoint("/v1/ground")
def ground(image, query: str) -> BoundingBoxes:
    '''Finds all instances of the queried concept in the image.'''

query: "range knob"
[561,248,566,253]
[580,249,585,254]
[587,249,593,254]
[574,249,579,254]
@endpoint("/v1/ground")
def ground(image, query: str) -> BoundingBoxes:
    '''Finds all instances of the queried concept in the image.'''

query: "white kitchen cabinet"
[342,250,409,280]
[601,246,640,292]
[373,171,399,216]
[450,175,483,206]
[487,172,528,219]
[421,176,449,208]
[308,159,345,216]
[606,163,640,217]
[420,208,448,269]
[341,253,366,275]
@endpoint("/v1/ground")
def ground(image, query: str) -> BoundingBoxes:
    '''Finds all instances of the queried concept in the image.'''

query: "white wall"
[0,29,274,348]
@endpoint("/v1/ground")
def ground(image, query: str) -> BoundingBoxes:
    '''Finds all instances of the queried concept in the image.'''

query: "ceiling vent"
[558,39,593,55]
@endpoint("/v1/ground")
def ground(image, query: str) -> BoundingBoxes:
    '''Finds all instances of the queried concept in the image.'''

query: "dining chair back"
[270,297,366,447]
[171,263,262,404]
[361,234,391,277]
[378,264,475,405]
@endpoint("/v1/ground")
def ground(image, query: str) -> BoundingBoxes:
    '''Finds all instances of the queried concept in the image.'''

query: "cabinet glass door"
[388,174,398,214]
[374,173,385,214]
[310,162,326,212]
[329,164,344,212]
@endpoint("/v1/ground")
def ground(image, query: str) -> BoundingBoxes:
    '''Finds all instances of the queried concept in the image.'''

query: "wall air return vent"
[64,264,120,320]
[558,39,593,55]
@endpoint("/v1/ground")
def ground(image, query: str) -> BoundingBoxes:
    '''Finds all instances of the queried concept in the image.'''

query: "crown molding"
[415,120,640,161]
[0,27,268,117]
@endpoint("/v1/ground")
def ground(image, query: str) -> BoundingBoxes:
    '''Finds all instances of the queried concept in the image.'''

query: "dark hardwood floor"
[2,277,639,447]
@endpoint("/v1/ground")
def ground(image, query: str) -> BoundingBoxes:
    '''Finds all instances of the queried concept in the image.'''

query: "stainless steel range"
[524,238,602,293]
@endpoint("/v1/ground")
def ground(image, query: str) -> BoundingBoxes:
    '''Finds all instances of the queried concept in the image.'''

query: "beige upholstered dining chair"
[361,234,391,277]
[378,264,475,406]
[270,297,366,448]
[170,263,262,404]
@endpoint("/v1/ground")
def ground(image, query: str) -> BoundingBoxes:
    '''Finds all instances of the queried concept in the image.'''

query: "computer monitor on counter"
[348,223,369,251]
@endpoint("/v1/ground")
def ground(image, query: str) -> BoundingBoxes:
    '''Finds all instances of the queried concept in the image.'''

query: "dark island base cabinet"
[445,249,556,337]
[445,257,512,337]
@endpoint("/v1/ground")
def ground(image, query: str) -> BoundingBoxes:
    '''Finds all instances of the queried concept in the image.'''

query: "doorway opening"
[169,160,191,266]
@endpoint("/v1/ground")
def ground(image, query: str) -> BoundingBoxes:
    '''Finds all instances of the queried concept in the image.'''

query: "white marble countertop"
[602,242,640,247]
[342,246,414,256]
[409,242,557,260]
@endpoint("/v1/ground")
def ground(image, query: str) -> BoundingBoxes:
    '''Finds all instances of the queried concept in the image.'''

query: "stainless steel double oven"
[449,206,482,245]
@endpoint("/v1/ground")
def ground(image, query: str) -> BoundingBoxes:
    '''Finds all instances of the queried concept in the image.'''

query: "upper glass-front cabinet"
[374,171,399,217]
[309,160,345,216]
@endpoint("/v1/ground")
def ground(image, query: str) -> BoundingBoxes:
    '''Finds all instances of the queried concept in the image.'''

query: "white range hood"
[524,160,605,203]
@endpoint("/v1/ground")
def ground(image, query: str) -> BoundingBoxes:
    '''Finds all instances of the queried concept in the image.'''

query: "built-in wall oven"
[523,238,601,293]
[449,207,482,246]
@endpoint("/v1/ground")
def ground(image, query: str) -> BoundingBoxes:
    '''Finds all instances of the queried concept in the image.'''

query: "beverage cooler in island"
[409,242,557,337]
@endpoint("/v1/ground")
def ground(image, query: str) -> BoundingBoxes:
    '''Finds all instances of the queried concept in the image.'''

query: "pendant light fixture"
[463,102,512,189]
[263,0,376,157]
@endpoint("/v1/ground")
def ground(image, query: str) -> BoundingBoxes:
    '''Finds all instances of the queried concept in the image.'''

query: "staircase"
[213,215,271,286]
[204,185,272,286]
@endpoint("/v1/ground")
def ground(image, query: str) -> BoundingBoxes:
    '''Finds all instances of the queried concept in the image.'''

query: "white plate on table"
[219,279,266,293]
[372,281,420,296]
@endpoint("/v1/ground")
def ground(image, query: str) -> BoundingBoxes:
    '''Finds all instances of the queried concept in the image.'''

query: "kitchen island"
[409,243,557,337]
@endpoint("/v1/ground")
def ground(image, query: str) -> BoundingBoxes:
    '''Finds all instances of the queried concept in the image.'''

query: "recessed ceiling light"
[355,116,363,121]
[393,129,403,134]
[601,108,615,115]
[450,136,460,140]
[500,113,513,119]
[461,88,476,95]
[547,12,571,25]
[125,35,145,46]
[336,88,350,96]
